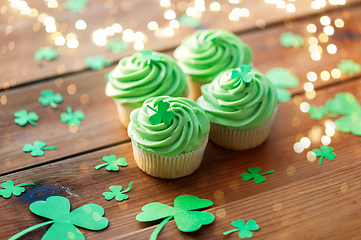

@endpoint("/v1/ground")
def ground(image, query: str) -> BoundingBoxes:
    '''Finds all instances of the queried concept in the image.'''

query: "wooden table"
[1,0,361,239]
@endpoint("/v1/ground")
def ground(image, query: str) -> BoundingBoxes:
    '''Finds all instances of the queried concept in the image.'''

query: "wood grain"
[1,0,359,88]
[1,4,361,174]
[1,76,361,239]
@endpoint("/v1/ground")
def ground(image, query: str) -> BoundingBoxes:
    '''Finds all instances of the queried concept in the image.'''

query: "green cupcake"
[174,29,252,100]
[105,50,187,127]
[196,65,277,150]
[128,96,210,179]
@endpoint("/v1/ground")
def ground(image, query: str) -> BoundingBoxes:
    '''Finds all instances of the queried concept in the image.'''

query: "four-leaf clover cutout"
[23,141,57,157]
[34,46,58,61]
[0,180,34,199]
[280,32,304,49]
[60,106,85,126]
[147,100,175,125]
[136,195,214,240]
[95,155,128,171]
[312,145,336,165]
[14,110,39,127]
[38,89,63,108]
[102,182,133,201]
[138,50,161,64]
[337,59,361,77]
[10,196,108,240]
[241,167,274,184]
[223,219,260,239]
[84,55,113,70]
[231,64,255,85]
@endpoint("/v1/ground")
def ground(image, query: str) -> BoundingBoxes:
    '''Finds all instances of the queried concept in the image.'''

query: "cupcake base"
[116,104,134,128]
[209,109,277,150]
[186,76,208,101]
[131,136,209,179]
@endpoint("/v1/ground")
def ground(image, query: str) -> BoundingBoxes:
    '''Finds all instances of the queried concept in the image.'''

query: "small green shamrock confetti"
[147,100,175,125]
[95,155,128,171]
[223,219,260,239]
[14,110,39,127]
[84,55,113,70]
[23,141,57,157]
[241,167,274,184]
[231,65,255,85]
[337,59,361,77]
[104,71,111,83]
[266,67,299,102]
[106,38,128,54]
[136,195,214,240]
[9,196,108,240]
[65,0,88,12]
[312,146,336,165]
[60,106,85,126]
[325,92,361,136]
[307,106,337,120]
[138,50,161,64]
[34,46,58,61]
[0,180,34,199]
[280,32,304,49]
[38,89,63,108]
[102,182,133,201]
[178,15,201,28]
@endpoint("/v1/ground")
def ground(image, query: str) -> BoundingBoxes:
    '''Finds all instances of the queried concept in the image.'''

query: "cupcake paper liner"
[186,75,208,101]
[116,104,134,128]
[131,136,209,179]
[209,109,277,150]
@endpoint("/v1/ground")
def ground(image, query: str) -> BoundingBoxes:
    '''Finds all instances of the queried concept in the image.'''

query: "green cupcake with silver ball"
[105,50,187,128]
[196,65,277,150]
[174,29,252,101]
[128,96,210,179]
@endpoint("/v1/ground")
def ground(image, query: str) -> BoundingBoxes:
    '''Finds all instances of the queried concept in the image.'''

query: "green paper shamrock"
[38,89,63,108]
[241,167,274,184]
[231,65,255,85]
[34,46,58,61]
[337,59,361,77]
[65,0,88,12]
[307,105,337,120]
[136,195,214,240]
[106,38,128,54]
[312,145,336,165]
[325,92,361,136]
[0,180,34,199]
[102,182,133,201]
[147,100,175,125]
[266,67,299,102]
[60,106,85,126]
[9,196,108,240]
[178,15,201,28]
[280,32,304,49]
[23,141,57,157]
[14,110,39,127]
[95,155,128,171]
[104,71,111,83]
[223,219,260,238]
[138,50,161,64]
[84,55,113,70]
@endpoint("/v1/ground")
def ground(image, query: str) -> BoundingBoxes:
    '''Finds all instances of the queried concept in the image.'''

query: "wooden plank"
[1,77,361,239]
[1,0,359,88]
[2,5,361,174]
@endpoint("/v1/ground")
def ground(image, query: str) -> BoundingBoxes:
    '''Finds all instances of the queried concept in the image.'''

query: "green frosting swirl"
[173,29,253,83]
[196,68,277,130]
[105,51,187,108]
[128,96,210,156]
